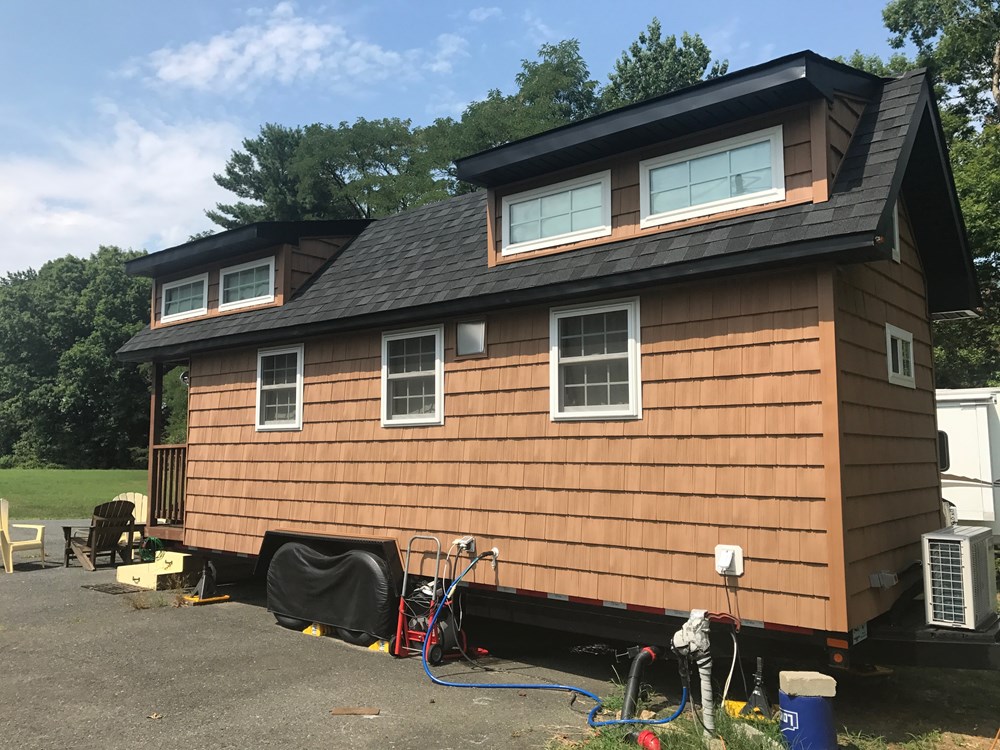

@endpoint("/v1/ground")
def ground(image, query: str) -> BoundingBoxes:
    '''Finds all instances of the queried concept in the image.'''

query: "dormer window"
[502,171,612,255]
[161,273,208,323]
[220,257,275,311]
[640,126,784,228]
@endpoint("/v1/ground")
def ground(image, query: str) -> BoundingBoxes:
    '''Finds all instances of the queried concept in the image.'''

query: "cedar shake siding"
[835,204,940,627]
[182,269,833,629]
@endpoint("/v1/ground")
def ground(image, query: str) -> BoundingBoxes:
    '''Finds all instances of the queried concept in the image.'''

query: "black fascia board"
[117,230,878,363]
[454,51,880,188]
[125,219,373,278]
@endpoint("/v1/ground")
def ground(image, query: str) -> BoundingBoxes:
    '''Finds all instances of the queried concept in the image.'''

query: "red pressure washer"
[391,535,483,664]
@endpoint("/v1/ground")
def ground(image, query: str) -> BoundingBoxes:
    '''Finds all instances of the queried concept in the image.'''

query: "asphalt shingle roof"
[119,71,927,361]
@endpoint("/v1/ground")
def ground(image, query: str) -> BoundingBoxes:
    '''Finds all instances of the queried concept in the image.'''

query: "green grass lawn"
[0,469,146,519]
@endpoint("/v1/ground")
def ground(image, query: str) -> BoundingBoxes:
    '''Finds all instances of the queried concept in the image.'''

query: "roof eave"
[455,51,880,188]
[116,230,878,364]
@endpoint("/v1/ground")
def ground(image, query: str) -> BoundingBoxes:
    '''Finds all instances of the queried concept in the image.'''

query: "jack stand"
[183,561,231,605]
[739,657,772,718]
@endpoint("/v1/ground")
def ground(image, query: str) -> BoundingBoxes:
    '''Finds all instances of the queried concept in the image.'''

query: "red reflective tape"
[764,622,814,635]
[516,588,547,599]
[641,646,658,663]
[568,595,603,607]
[626,603,664,615]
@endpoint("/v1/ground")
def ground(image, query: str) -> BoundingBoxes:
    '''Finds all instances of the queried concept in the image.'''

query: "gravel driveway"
[0,521,617,750]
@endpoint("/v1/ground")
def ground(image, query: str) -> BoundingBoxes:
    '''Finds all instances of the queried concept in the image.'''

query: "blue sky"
[0,1,900,275]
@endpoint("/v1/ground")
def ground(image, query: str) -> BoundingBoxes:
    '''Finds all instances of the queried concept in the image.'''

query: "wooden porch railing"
[150,444,186,525]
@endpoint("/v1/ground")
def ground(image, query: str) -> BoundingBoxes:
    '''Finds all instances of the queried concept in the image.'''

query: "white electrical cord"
[721,631,738,705]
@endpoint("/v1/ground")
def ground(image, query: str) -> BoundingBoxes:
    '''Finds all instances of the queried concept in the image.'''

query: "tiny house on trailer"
[118,51,992,665]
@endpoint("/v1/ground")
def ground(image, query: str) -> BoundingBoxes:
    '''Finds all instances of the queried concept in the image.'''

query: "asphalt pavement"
[0,520,636,750]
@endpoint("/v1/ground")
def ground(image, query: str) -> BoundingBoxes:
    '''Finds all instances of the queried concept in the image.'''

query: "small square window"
[161,273,208,323]
[456,321,487,357]
[886,324,915,388]
[256,345,304,430]
[890,203,901,263]
[381,326,444,426]
[550,299,641,420]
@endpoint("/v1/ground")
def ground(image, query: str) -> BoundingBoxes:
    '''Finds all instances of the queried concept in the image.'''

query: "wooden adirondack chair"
[0,498,46,573]
[66,500,135,572]
[112,492,148,549]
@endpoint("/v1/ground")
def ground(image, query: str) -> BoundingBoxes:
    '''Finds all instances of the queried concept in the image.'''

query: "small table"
[63,524,146,568]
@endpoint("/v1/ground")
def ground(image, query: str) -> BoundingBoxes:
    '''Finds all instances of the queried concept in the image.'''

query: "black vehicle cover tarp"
[266,543,397,638]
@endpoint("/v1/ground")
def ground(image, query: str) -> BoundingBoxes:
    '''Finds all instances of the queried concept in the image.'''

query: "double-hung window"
[220,257,275,311]
[550,299,641,420]
[885,324,915,388]
[502,171,612,255]
[161,273,208,323]
[381,326,444,426]
[640,126,785,228]
[256,345,304,430]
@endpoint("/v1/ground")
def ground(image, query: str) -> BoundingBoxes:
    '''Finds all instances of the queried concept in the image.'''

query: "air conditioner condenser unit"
[922,525,997,630]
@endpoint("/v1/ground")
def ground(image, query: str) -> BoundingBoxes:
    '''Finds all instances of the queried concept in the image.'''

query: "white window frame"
[501,170,612,256]
[381,325,445,427]
[160,273,208,323]
[549,298,642,421]
[639,125,785,229]
[219,257,276,311]
[255,344,304,431]
[885,324,915,389]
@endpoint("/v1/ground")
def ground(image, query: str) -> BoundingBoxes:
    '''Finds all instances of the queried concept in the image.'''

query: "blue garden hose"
[420,553,688,728]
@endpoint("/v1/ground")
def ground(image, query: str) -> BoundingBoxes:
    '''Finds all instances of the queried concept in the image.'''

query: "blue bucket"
[779,690,836,750]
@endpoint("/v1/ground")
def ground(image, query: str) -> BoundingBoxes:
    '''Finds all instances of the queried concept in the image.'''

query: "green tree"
[934,125,1000,386]
[601,20,728,110]
[0,247,151,468]
[837,50,917,77]
[883,0,1000,122]
[207,123,312,229]
[293,117,450,219]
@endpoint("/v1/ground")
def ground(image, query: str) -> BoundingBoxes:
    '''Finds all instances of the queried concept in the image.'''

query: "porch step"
[116,551,202,590]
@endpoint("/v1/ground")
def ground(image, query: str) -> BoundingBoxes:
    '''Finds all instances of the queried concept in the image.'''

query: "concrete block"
[779,671,837,698]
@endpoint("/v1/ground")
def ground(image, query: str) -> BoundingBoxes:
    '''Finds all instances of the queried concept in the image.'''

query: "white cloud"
[0,112,240,275]
[704,20,774,69]
[521,10,557,46]
[425,33,469,75]
[136,2,463,96]
[468,7,502,23]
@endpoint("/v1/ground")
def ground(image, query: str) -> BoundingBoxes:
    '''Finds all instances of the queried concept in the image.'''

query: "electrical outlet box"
[714,544,744,576]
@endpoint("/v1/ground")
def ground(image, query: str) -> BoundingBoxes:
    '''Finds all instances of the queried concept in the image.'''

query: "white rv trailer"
[936,387,1000,536]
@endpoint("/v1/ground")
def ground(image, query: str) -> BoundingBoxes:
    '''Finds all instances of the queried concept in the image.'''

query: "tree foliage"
[602,20,728,109]
[0,248,151,468]
[884,0,1000,122]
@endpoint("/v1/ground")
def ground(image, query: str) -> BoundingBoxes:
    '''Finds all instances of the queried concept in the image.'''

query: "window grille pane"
[890,337,901,374]
[388,335,435,375]
[650,162,687,193]
[731,167,771,196]
[164,280,205,316]
[510,199,539,224]
[572,206,602,231]
[561,310,629,359]
[541,214,572,237]
[651,186,690,215]
[540,191,571,216]
[560,358,630,411]
[261,353,297,386]
[510,221,540,244]
[690,151,729,183]
[389,375,436,416]
[691,177,730,204]
[261,387,296,424]
[729,141,770,174]
[571,183,602,211]
[224,264,270,304]
[901,340,912,377]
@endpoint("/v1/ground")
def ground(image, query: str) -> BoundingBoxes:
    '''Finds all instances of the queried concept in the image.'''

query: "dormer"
[125,220,372,329]
[455,51,879,267]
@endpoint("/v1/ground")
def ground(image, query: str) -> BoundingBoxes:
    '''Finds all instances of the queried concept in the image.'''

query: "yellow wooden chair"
[0,498,46,573]
[112,492,148,548]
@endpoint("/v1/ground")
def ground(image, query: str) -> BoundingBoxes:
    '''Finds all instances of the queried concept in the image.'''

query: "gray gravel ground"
[0,521,618,750]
